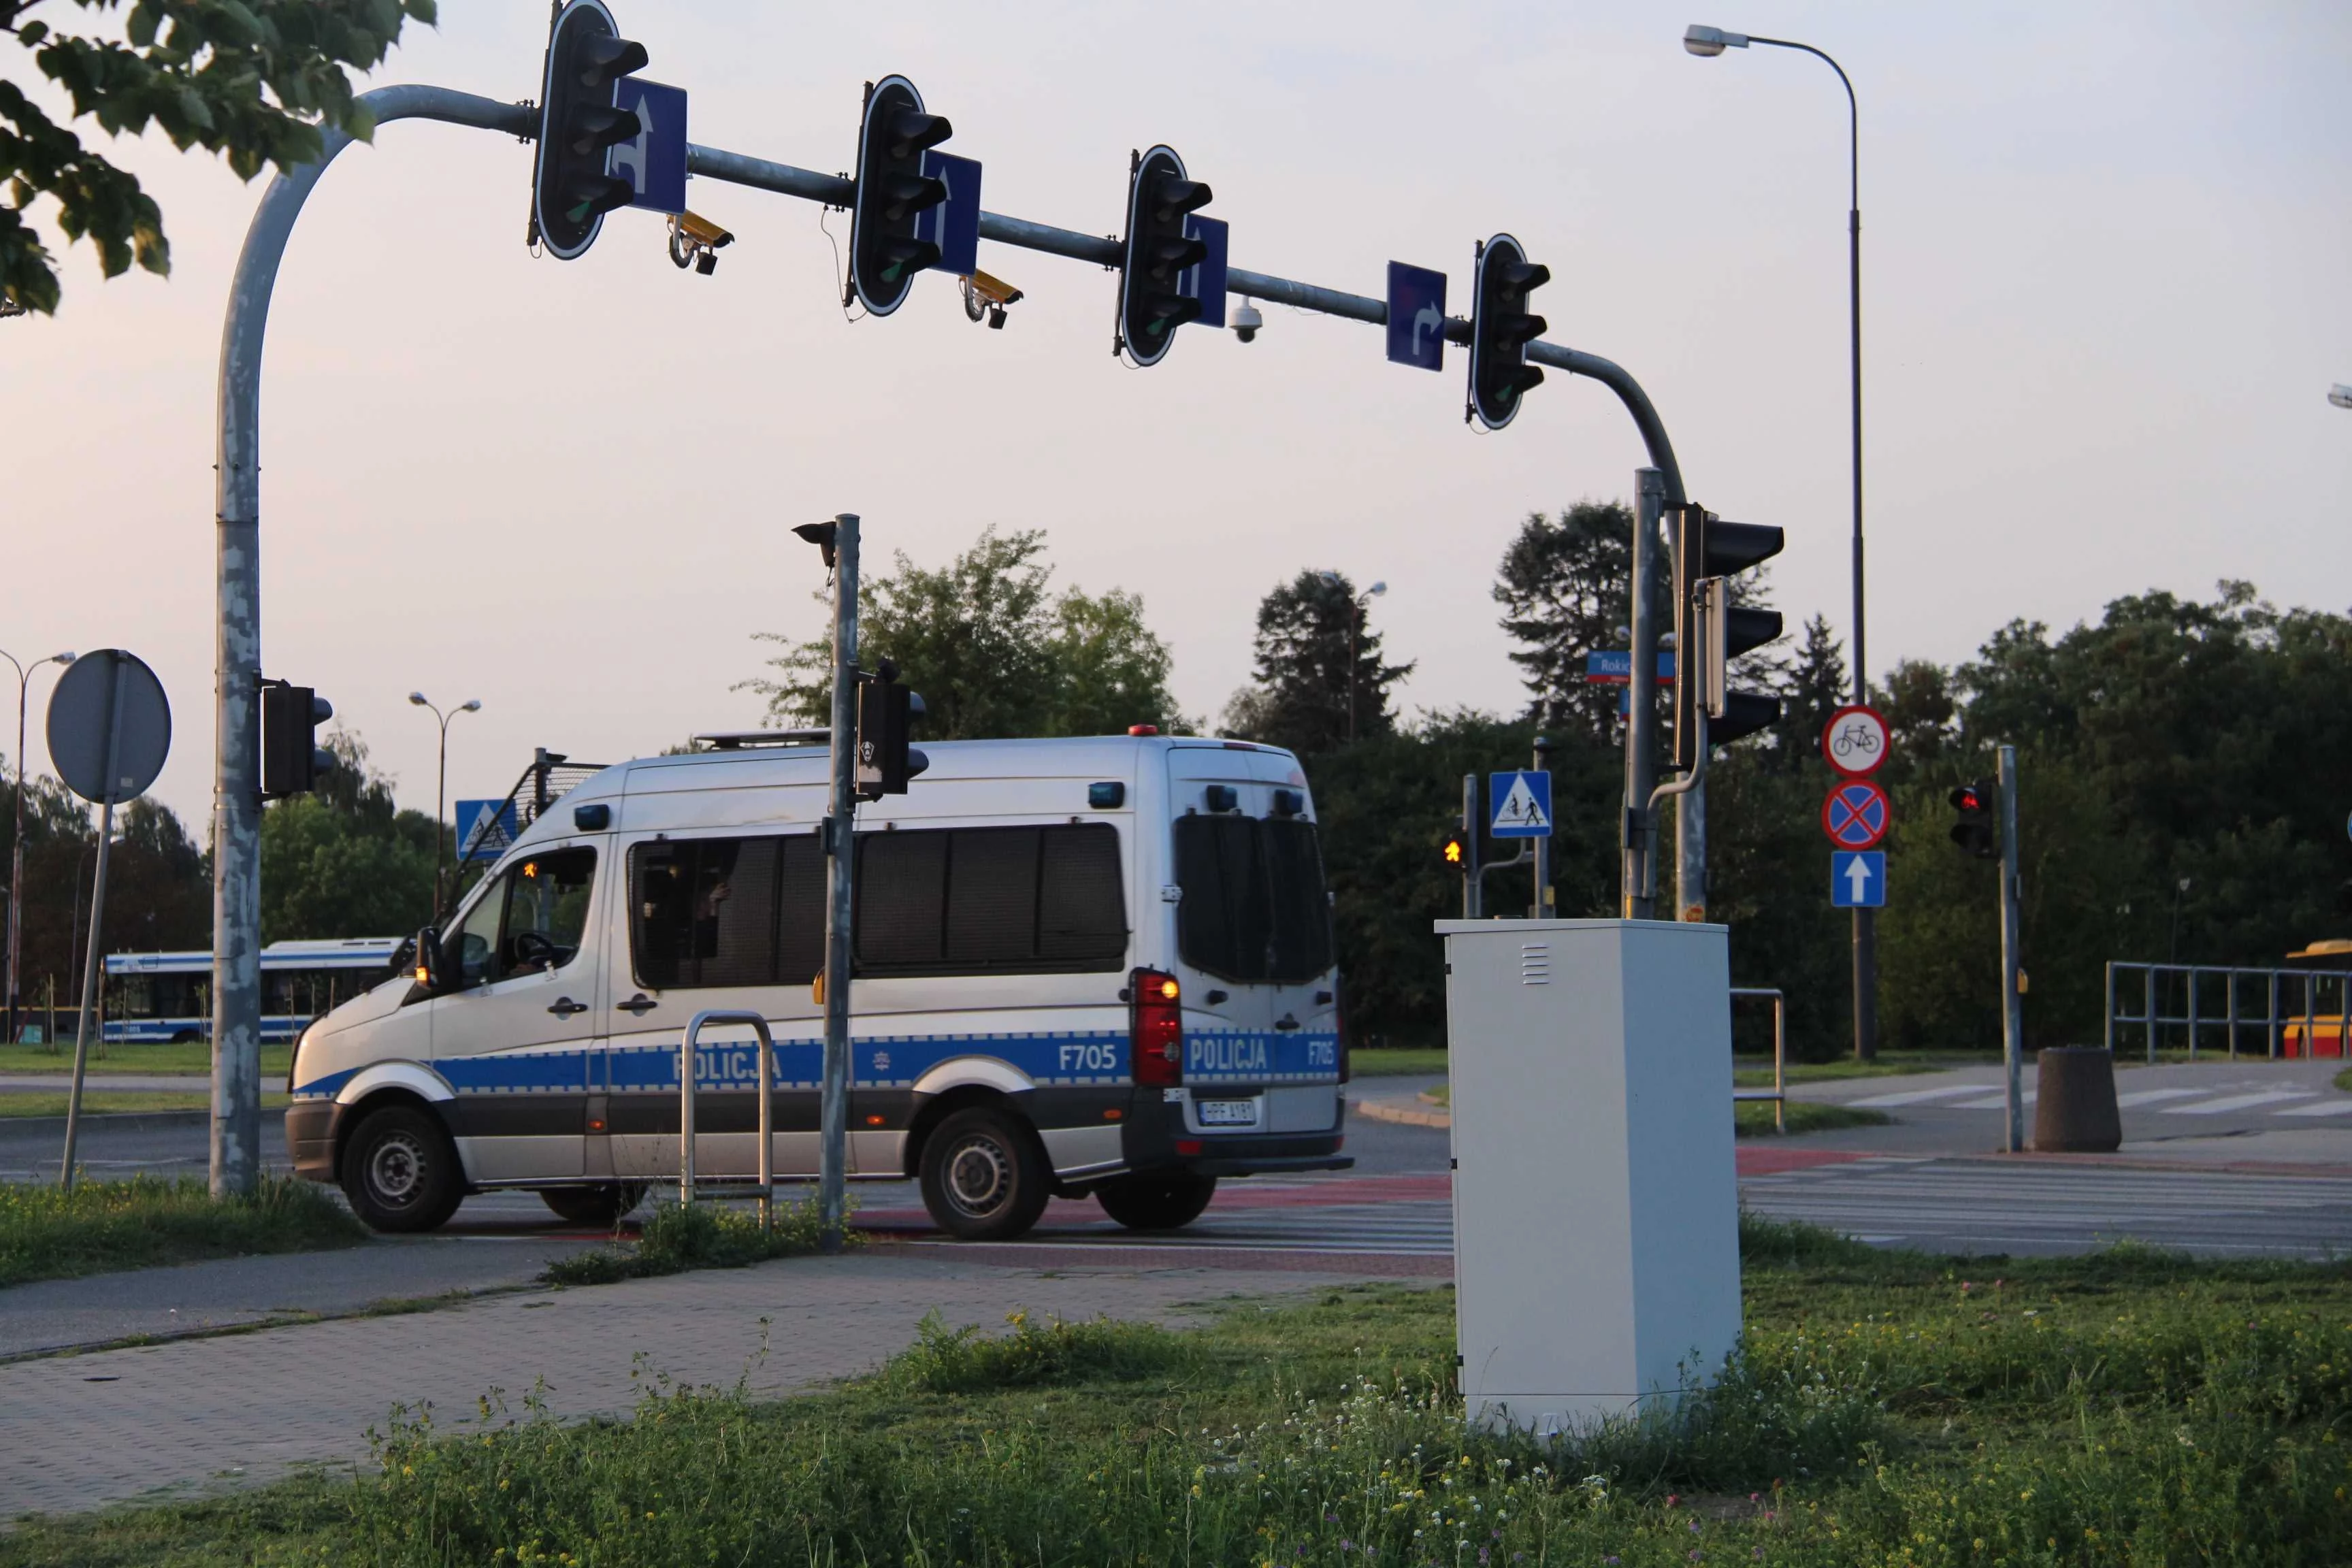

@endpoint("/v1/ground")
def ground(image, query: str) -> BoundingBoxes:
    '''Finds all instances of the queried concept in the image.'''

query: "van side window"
[1174,815,1333,985]
[856,823,1127,977]
[630,834,827,990]
[452,846,598,989]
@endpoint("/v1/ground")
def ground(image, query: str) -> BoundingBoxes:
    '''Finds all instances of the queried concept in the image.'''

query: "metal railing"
[678,1009,776,1232]
[1731,986,1787,1134]
[2105,962,2351,1062]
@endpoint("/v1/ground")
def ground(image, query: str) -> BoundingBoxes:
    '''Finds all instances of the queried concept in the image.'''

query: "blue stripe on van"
[293,1028,1341,1100]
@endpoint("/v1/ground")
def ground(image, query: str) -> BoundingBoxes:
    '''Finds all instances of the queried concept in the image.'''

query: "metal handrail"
[2104,962,2350,1063]
[1731,986,1786,1134]
[679,1009,775,1232]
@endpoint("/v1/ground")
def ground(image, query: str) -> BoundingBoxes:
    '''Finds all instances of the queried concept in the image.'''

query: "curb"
[0,1107,289,1134]
[1354,1095,1448,1130]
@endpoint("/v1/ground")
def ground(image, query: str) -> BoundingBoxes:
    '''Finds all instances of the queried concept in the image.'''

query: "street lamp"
[1316,573,1388,743]
[2330,385,2352,410]
[409,692,482,915]
[1685,20,1876,1058]
[3,648,74,1044]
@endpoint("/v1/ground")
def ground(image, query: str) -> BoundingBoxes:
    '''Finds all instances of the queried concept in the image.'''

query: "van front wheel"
[341,1105,464,1233]
[1096,1171,1217,1230]
[919,1107,1051,1241]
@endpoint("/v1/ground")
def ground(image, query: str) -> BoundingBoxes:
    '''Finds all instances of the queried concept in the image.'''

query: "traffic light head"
[1467,233,1550,430]
[1671,508,1787,769]
[1119,146,1214,367]
[261,683,335,800]
[533,1,651,261]
[1440,832,1467,870]
[1948,779,1998,859]
[850,75,953,316]
[856,662,930,800]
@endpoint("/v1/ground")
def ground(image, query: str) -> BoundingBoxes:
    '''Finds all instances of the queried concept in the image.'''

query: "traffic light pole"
[1622,469,1663,919]
[209,80,1703,1196]
[818,514,860,1250]
[1998,745,2023,1153]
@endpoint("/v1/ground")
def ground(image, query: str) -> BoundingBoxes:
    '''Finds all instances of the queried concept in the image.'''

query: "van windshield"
[1173,815,1334,985]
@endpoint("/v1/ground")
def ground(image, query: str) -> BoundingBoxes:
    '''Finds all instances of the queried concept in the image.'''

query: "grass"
[0,1041,292,1077]
[1412,1086,1887,1139]
[1352,1047,1451,1076]
[0,1173,365,1290]
[0,1091,289,1119]
[1731,1054,1987,1085]
[10,1219,2350,1565]
[540,1196,837,1286]
[2336,1063,2352,1094]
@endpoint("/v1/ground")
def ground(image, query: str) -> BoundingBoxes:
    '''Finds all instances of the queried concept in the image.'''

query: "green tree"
[1492,502,1633,740]
[743,527,1189,740]
[1223,570,1411,755]
[259,730,436,941]
[1765,614,1848,770]
[2,0,436,314]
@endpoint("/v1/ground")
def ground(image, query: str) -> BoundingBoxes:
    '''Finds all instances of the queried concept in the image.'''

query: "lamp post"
[1685,20,1876,1058]
[408,693,480,915]
[1316,573,1388,743]
[3,648,74,1045]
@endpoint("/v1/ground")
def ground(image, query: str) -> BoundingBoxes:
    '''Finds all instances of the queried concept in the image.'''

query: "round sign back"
[46,649,171,806]
[1821,703,1889,777]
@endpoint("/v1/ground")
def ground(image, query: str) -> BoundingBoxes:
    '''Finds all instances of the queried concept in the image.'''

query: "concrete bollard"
[2032,1046,2123,1152]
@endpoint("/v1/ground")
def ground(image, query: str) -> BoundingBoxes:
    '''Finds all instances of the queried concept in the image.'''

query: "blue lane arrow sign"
[1489,770,1553,839]
[915,150,983,275]
[608,79,689,215]
[1385,262,1448,371]
[1831,850,1886,908]
[1179,214,1229,329]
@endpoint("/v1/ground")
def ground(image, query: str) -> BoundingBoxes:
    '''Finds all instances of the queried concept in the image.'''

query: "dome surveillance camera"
[1232,297,1263,344]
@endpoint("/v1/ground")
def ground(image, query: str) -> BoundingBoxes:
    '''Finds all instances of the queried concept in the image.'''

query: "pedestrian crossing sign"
[1488,770,1553,839]
[455,799,519,864]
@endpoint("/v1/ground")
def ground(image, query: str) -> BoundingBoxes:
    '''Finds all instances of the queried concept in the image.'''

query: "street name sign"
[1820,703,1889,777]
[1488,770,1553,838]
[1831,850,1886,908]
[1385,262,1448,371]
[608,79,689,214]
[1822,779,1889,851]
[1584,649,1677,685]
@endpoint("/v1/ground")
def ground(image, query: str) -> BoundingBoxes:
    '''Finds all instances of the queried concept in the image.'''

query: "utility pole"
[1460,774,1483,919]
[1998,745,2023,1153]
[1622,470,1662,919]
[817,513,860,1252]
[1531,734,1555,917]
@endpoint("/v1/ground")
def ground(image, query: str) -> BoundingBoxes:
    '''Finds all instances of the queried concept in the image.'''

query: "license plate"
[1196,1098,1260,1128]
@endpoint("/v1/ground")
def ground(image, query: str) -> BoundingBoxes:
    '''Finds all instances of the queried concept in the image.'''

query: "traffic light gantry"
[531,1,651,261]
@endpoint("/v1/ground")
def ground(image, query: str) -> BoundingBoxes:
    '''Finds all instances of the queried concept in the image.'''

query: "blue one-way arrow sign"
[1831,850,1886,908]
[607,79,689,215]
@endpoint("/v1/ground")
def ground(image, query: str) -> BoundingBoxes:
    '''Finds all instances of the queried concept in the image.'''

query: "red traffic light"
[1950,784,1987,813]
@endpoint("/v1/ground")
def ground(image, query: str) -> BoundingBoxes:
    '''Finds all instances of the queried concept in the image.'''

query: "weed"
[540,1195,834,1286]
[0,1173,363,1288]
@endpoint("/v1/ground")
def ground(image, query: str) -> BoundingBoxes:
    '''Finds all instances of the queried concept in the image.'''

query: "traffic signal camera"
[532,1,651,261]
[1670,507,1785,770]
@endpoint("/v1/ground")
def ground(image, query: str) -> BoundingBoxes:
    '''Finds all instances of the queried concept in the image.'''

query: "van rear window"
[630,823,1126,989]
[1173,815,1335,985]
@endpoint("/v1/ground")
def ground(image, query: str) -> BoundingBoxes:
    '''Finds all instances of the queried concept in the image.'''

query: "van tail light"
[1130,967,1183,1088]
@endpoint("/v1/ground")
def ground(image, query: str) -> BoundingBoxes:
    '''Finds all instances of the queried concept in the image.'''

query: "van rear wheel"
[1096,1171,1217,1231]
[919,1107,1051,1241]
[540,1183,648,1228]
[341,1104,463,1233]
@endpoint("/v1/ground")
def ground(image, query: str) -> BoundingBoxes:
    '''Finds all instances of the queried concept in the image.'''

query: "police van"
[286,734,1351,1239]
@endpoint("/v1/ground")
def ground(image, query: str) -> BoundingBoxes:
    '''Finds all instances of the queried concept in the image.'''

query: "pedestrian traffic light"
[855,660,930,800]
[1440,830,1468,872]
[1119,144,1213,368]
[261,682,334,800]
[849,75,953,317]
[1948,780,1998,859]
[1466,233,1548,430]
[1669,507,1786,769]
[532,0,651,261]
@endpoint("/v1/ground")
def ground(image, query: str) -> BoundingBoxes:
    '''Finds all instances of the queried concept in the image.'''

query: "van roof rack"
[691,729,831,750]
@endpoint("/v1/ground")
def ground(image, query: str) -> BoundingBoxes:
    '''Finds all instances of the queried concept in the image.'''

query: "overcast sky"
[5,1,2349,828]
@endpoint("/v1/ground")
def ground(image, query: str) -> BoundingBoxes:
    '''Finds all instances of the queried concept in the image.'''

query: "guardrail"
[678,1009,776,1232]
[1731,986,1786,1134]
[2105,962,2351,1062]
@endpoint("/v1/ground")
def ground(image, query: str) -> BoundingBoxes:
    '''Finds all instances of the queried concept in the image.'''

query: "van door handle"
[1274,1013,1301,1032]
[546,997,589,1018]
[619,994,659,1017]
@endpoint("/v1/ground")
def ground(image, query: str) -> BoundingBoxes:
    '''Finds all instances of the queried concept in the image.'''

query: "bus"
[103,938,404,1045]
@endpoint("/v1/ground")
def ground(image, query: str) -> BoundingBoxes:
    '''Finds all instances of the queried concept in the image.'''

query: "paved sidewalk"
[0,1251,1384,1521]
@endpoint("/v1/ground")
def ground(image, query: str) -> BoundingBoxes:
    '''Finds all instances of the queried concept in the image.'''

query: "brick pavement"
[0,1250,1389,1522]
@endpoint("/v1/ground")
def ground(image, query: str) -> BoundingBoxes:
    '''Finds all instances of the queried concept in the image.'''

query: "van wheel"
[540,1183,648,1228]
[919,1107,1051,1241]
[1097,1171,1218,1231]
[341,1105,464,1233]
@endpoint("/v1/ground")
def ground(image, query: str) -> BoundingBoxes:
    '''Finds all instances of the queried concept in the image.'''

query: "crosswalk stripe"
[2115,1087,2210,1107]
[1950,1091,2036,1110]
[2166,1090,2317,1115]
[1846,1083,1989,1108]
[2274,1099,2352,1117]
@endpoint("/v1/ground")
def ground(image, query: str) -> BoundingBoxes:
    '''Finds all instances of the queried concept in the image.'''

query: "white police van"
[286,734,1351,1239]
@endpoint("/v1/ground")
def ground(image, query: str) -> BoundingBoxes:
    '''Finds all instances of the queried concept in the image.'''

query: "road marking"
[1846,1083,1990,1108]
[2274,1099,2352,1117]
[2115,1087,2213,1108]
[2166,1090,2318,1115]
[1950,1090,2038,1110]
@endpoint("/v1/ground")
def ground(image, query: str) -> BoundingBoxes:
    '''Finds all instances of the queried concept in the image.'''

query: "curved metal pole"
[210,86,533,1198]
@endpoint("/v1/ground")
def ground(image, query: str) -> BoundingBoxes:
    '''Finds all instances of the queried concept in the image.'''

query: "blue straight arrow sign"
[1831,850,1886,908]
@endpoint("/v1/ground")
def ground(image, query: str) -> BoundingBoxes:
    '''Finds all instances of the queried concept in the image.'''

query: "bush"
[885,1309,1194,1394]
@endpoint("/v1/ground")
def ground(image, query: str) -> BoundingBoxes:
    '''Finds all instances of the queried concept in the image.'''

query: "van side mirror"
[412,926,448,994]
